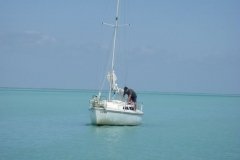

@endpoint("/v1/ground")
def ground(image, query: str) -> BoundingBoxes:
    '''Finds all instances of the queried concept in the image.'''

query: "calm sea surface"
[0,88,240,160]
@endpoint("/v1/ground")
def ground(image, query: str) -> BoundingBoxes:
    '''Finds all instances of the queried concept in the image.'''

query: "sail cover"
[107,70,118,91]
[107,70,124,95]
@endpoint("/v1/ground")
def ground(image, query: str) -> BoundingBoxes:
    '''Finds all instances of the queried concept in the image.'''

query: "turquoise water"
[0,88,240,160]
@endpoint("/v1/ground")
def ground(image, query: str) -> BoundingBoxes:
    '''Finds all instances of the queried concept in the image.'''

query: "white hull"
[89,100,143,126]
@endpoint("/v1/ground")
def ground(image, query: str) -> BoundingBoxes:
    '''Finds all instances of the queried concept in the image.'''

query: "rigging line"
[122,0,129,86]
[98,0,116,94]
[98,30,115,93]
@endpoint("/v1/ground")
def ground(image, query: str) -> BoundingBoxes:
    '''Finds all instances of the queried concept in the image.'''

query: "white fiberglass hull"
[89,103,143,126]
[89,95,144,125]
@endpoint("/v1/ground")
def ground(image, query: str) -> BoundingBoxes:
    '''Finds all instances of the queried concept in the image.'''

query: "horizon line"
[1,87,240,97]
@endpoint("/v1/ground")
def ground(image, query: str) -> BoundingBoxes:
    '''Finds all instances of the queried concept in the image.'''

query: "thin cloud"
[0,31,56,48]
[130,46,158,56]
[24,30,56,45]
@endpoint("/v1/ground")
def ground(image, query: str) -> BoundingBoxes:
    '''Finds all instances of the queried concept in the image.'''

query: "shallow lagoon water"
[0,88,240,160]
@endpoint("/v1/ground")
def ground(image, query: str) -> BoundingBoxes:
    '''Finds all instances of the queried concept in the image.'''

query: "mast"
[108,0,120,100]
[103,0,129,100]
[111,0,120,71]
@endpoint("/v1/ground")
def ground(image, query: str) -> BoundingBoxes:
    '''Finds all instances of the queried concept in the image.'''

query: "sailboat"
[89,0,144,125]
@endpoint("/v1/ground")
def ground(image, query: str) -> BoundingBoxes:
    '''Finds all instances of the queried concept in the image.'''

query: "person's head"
[124,86,128,92]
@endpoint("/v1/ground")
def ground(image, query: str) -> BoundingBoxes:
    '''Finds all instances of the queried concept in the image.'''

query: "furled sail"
[107,70,117,90]
[107,70,123,94]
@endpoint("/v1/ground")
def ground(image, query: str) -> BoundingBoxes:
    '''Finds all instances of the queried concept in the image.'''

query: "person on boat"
[123,86,137,110]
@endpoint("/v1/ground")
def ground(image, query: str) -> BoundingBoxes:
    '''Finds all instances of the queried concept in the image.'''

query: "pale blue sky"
[0,0,240,94]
